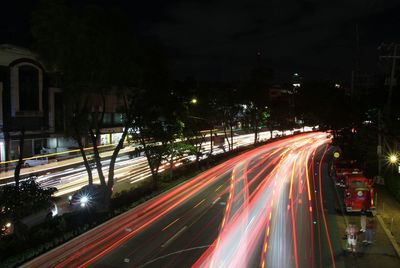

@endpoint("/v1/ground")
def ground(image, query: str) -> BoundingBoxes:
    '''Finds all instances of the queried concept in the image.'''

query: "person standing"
[364,218,375,244]
[346,224,359,252]
[360,208,367,232]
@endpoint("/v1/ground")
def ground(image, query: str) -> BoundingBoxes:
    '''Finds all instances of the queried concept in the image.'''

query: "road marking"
[215,184,224,192]
[139,245,212,267]
[161,226,187,248]
[162,218,180,231]
[193,199,206,208]
[212,197,221,205]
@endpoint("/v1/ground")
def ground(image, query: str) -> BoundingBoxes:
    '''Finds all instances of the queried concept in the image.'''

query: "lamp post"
[185,97,216,156]
[387,152,400,174]
[186,115,214,155]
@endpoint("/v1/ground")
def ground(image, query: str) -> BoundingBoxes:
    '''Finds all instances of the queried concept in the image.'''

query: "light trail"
[24,131,339,268]
[194,132,333,268]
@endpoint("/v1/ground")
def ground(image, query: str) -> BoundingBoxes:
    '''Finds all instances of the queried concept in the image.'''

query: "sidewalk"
[333,183,400,267]
[375,185,400,256]
[336,211,400,267]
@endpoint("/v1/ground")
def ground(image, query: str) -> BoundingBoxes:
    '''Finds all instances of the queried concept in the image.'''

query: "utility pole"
[380,43,399,117]
[377,109,382,182]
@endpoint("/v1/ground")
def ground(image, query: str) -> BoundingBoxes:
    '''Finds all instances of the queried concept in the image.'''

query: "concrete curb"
[376,214,400,258]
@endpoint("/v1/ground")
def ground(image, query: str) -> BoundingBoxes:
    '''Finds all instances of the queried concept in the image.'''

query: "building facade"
[0,44,65,161]
[0,44,125,163]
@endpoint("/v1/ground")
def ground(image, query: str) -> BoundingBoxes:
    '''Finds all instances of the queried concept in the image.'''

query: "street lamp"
[388,153,398,164]
[190,97,198,105]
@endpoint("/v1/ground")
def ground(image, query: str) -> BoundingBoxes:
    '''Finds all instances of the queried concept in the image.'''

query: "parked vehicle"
[335,168,362,188]
[344,174,375,212]
[1,202,58,235]
[69,184,108,211]
[334,160,362,188]
[24,156,48,167]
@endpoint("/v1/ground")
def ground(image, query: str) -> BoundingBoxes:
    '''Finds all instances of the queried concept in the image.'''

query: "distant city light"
[294,73,299,76]
[191,98,198,104]
[363,120,373,125]
[334,83,341,88]
[293,83,301,87]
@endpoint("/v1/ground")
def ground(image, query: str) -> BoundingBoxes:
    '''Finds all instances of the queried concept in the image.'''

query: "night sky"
[1,0,400,82]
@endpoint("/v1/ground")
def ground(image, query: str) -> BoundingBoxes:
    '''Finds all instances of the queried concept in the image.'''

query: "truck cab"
[344,175,375,212]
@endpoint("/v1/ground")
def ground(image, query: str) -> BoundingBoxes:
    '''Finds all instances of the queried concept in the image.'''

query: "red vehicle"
[336,167,362,177]
[344,174,375,212]
[334,160,362,188]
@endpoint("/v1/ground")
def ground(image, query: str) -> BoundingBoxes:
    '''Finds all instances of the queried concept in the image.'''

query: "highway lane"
[1,130,291,198]
[24,132,342,268]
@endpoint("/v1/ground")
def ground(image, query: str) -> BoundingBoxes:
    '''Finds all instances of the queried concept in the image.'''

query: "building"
[0,44,66,162]
[0,44,125,163]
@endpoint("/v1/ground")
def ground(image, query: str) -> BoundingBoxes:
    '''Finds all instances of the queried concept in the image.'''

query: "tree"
[128,87,184,188]
[32,0,143,207]
[176,79,217,160]
[13,129,25,189]
[295,81,362,135]
[163,142,196,178]
[0,178,56,237]
[242,62,274,144]
[183,118,208,162]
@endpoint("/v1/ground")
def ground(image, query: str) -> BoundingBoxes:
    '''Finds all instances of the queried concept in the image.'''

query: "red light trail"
[24,132,338,268]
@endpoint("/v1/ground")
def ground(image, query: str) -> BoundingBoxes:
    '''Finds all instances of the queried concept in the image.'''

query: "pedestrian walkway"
[375,185,400,256]
[333,184,400,267]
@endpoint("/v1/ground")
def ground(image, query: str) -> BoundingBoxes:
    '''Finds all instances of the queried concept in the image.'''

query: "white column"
[0,141,5,162]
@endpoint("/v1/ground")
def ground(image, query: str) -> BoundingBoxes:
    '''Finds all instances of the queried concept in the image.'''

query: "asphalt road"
[24,132,353,268]
[1,130,280,199]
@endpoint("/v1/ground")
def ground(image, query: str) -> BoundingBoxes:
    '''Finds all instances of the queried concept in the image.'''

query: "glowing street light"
[388,154,398,164]
[190,98,198,105]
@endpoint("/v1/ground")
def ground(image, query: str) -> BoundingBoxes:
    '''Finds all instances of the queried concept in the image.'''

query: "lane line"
[161,226,188,248]
[212,197,221,205]
[193,199,206,209]
[161,218,180,231]
[215,184,224,192]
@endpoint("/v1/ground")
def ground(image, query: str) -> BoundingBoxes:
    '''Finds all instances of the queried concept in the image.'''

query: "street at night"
[1,1,400,267]
[23,133,338,267]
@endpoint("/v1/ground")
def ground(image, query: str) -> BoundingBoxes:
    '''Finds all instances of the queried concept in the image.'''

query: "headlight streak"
[195,134,332,268]
[25,132,336,268]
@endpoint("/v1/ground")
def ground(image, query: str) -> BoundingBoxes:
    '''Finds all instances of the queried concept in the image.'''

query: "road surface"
[24,132,349,268]
[0,130,294,198]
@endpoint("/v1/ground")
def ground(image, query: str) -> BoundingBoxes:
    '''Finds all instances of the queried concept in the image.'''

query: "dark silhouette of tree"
[242,63,274,144]
[32,0,144,207]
